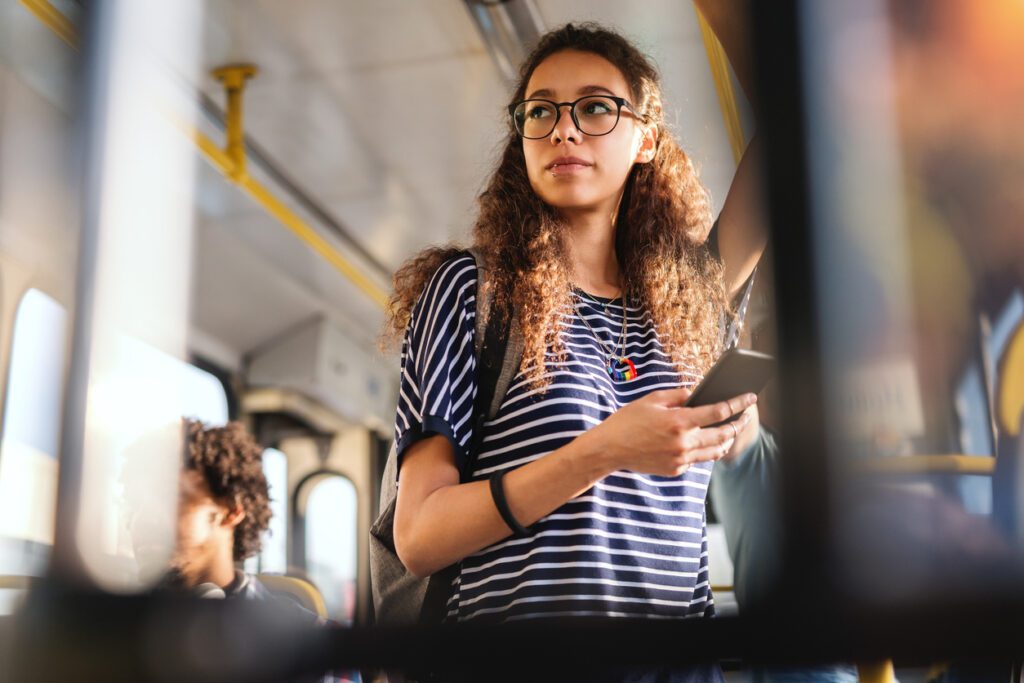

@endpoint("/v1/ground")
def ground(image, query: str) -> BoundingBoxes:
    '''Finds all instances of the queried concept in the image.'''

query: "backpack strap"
[464,247,523,478]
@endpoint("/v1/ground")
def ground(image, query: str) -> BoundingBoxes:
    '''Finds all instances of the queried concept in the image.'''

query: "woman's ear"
[634,123,658,164]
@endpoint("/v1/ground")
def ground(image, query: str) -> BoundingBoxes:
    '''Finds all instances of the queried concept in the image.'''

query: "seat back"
[257,574,328,619]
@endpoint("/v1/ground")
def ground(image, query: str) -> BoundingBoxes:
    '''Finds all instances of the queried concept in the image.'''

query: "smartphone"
[684,348,775,424]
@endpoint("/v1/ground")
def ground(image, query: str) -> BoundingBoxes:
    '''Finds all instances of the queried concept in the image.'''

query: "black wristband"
[489,470,530,538]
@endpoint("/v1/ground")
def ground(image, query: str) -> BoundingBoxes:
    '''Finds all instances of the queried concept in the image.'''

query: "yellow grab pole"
[211,65,258,182]
[695,6,747,165]
[998,324,1024,436]
[855,454,996,476]
[19,0,77,49]
[857,660,896,683]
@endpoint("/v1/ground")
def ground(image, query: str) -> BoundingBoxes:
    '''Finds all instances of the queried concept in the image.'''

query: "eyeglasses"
[508,95,645,139]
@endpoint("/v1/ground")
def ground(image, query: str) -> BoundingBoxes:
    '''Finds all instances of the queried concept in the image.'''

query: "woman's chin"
[541,192,605,214]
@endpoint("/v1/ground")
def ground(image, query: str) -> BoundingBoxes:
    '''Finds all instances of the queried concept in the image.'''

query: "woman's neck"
[563,209,622,298]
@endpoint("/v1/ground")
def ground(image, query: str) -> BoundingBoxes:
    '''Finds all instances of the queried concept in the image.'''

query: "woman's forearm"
[395,428,616,578]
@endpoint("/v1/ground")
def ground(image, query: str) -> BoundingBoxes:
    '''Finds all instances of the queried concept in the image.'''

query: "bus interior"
[1,0,1022,681]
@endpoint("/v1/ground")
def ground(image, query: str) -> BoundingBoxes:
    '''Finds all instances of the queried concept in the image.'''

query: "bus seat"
[0,576,36,590]
[997,320,1023,438]
[257,574,328,619]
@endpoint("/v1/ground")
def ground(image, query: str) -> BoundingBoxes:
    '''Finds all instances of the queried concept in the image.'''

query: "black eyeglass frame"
[507,95,647,139]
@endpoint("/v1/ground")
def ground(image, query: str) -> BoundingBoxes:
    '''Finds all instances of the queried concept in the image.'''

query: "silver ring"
[729,420,739,440]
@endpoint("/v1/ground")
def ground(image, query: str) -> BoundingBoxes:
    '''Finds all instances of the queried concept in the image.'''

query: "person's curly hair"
[183,418,271,562]
[382,23,728,388]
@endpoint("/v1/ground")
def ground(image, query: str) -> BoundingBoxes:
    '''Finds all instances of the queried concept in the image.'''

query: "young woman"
[383,20,765,681]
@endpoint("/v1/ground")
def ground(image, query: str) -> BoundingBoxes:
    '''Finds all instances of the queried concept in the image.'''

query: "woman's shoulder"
[413,250,479,317]
[422,250,478,293]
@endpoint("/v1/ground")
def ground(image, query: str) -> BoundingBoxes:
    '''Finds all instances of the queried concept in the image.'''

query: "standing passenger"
[382,22,765,683]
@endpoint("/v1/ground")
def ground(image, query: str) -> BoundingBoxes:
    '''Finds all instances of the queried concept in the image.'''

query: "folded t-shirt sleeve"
[393,253,479,479]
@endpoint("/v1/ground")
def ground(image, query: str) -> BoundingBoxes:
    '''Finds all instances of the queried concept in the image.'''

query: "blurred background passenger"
[123,419,358,681]
[125,419,300,605]
[888,0,1024,504]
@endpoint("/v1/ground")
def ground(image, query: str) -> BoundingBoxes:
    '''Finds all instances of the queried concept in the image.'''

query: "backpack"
[369,247,524,626]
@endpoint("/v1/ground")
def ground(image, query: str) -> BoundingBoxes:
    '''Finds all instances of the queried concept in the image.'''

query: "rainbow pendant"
[607,356,638,382]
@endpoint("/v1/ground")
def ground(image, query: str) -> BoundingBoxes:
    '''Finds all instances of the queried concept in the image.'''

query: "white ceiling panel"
[535,0,702,41]
[192,216,322,355]
[202,0,486,84]
[323,172,482,273]
[225,75,385,202]
[318,54,507,187]
[196,202,386,340]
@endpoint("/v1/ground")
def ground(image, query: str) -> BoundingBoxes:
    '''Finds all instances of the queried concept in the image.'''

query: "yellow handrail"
[198,65,390,308]
[854,454,995,476]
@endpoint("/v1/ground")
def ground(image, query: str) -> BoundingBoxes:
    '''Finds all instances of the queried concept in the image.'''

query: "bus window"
[304,474,358,624]
[245,447,288,575]
[92,340,230,590]
[0,289,68,591]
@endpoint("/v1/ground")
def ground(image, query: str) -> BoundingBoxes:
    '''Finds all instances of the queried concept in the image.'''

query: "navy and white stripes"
[395,253,715,623]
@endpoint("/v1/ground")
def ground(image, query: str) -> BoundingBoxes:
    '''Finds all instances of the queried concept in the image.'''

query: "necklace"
[572,289,638,382]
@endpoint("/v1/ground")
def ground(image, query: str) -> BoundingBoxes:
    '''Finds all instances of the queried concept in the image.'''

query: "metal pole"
[49,0,115,587]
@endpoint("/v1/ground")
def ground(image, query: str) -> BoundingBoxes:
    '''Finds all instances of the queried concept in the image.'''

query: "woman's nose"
[549,106,580,145]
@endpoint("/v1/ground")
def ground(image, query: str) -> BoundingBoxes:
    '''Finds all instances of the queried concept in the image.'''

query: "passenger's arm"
[716,138,767,298]
[393,387,758,577]
[693,0,768,299]
[709,426,780,609]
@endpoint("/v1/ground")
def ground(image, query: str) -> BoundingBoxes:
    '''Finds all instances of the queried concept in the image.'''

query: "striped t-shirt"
[394,253,715,624]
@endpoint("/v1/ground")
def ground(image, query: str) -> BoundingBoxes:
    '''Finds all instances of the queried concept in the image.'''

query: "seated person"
[123,419,358,681]
[127,419,301,606]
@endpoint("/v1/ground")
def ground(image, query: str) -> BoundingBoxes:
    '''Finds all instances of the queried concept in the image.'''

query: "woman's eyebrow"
[525,85,619,100]
[577,85,617,97]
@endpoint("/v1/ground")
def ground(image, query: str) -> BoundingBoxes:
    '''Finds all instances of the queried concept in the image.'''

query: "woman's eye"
[526,105,552,119]
[583,101,613,115]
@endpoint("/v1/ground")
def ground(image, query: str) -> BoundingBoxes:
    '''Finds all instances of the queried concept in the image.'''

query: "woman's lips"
[547,157,593,175]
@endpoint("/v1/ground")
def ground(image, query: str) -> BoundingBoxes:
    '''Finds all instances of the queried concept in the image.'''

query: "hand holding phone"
[684,348,775,426]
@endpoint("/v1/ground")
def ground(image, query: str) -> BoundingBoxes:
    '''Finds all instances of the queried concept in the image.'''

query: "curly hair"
[183,419,271,562]
[383,23,728,388]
